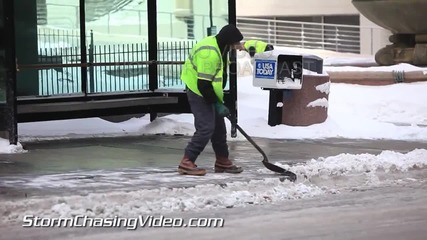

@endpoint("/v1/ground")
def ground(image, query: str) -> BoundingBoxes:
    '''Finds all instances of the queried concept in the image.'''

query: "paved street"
[1,175,426,240]
[0,136,426,240]
[68,181,427,240]
[0,136,426,198]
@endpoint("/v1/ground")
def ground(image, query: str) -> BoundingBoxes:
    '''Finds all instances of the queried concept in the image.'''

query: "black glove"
[248,46,256,57]
[215,102,230,117]
[265,44,274,51]
[197,79,217,104]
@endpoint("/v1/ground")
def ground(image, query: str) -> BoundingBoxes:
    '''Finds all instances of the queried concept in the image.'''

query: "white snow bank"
[0,138,27,154]
[272,46,376,66]
[235,78,427,140]
[325,63,427,73]
[2,149,426,224]
[316,81,331,94]
[17,118,135,138]
[0,179,326,223]
[323,56,377,66]
[14,79,427,142]
[0,169,235,190]
[307,98,329,108]
[329,82,427,126]
[269,149,427,179]
[5,48,427,144]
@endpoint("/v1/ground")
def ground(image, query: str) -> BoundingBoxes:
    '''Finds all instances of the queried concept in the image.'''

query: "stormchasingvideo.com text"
[22,215,225,230]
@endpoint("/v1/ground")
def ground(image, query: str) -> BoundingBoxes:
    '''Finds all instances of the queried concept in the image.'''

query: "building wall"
[40,0,392,55]
[236,0,359,17]
[359,15,391,56]
[236,0,391,55]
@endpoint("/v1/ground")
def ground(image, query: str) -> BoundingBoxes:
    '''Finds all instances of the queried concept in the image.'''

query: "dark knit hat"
[216,24,244,46]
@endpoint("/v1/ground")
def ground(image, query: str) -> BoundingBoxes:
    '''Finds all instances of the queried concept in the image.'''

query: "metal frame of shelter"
[0,0,238,144]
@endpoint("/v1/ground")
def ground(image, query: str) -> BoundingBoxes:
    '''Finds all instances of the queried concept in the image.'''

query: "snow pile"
[325,63,427,73]
[0,170,234,190]
[17,118,133,138]
[1,50,427,151]
[307,98,329,108]
[1,149,426,224]
[137,117,195,136]
[0,179,327,223]
[305,78,331,109]
[0,138,27,154]
[235,78,427,140]
[323,56,377,66]
[329,82,427,126]
[273,149,427,179]
[13,74,427,143]
[315,81,331,94]
[2,78,426,148]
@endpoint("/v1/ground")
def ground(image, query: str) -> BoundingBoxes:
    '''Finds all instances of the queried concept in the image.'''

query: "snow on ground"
[269,149,427,179]
[0,179,326,223]
[1,148,426,224]
[10,75,427,144]
[0,138,27,154]
[2,48,427,152]
[325,63,427,73]
[272,46,377,66]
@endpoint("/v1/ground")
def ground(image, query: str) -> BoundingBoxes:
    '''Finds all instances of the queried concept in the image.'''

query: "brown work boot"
[178,155,206,176]
[214,155,243,173]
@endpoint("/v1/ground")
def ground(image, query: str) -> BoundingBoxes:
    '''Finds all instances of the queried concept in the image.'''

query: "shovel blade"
[262,161,297,182]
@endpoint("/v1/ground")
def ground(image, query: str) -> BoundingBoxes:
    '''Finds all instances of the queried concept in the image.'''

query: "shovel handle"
[226,116,269,162]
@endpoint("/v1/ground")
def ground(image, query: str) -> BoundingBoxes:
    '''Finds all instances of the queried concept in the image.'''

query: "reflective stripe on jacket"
[181,36,224,103]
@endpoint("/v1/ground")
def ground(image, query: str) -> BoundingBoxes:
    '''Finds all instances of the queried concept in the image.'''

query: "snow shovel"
[226,116,297,182]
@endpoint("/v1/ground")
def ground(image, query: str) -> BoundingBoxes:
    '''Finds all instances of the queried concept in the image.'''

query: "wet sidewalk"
[0,135,426,199]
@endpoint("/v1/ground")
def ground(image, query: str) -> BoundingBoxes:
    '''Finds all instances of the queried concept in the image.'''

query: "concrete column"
[359,14,391,55]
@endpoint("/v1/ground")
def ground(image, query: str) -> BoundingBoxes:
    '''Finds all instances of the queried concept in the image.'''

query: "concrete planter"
[352,0,427,66]
[281,75,330,126]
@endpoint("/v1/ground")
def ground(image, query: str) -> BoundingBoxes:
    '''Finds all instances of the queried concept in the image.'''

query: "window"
[15,0,82,96]
[156,0,229,90]
[85,0,149,93]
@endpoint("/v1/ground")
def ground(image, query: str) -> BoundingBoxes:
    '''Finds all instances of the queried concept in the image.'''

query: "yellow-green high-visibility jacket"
[244,40,268,54]
[181,36,224,103]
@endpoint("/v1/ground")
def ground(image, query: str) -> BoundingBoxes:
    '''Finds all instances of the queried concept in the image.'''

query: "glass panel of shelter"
[11,0,231,97]
[13,0,82,97]
[85,0,149,94]
[157,0,229,90]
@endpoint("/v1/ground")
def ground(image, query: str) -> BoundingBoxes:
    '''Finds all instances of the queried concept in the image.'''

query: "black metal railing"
[34,28,196,96]
[37,47,82,95]
[88,42,150,93]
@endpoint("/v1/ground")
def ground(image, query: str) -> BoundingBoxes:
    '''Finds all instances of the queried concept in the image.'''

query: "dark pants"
[184,89,229,162]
